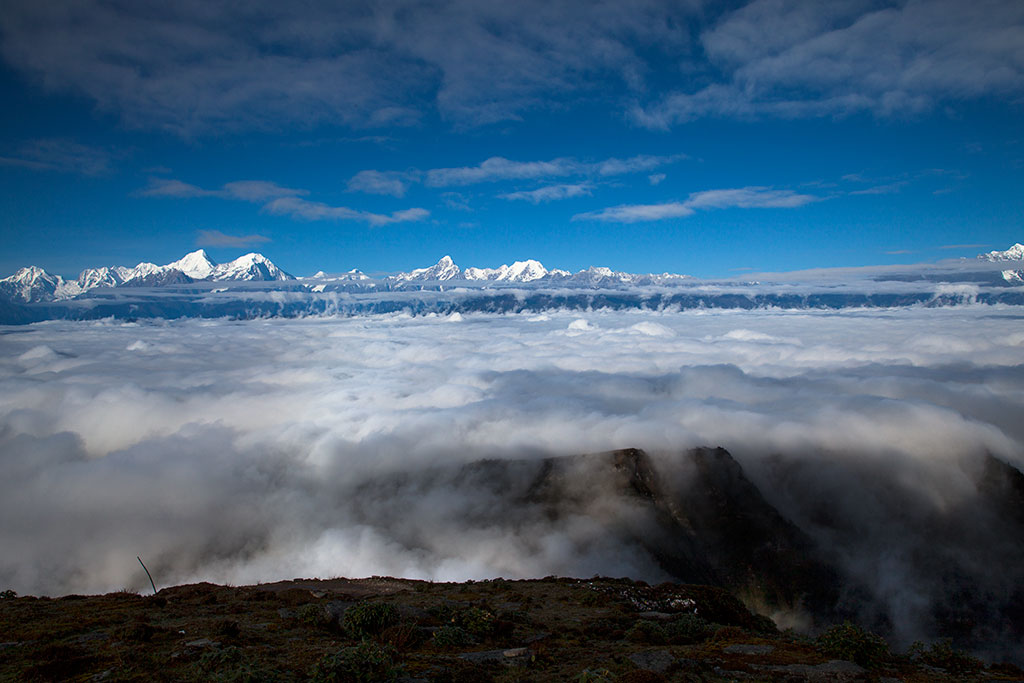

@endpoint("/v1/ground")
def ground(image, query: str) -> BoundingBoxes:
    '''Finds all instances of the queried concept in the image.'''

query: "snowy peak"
[395,255,462,282]
[0,266,64,303]
[167,249,218,279]
[212,252,292,281]
[77,266,129,290]
[498,260,548,282]
[979,243,1024,262]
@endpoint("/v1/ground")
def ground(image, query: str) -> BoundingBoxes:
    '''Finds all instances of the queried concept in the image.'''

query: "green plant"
[577,668,617,682]
[908,639,983,673]
[432,624,473,649]
[193,646,281,682]
[0,589,16,599]
[458,606,496,639]
[310,641,403,682]
[815,621,890,668]
[624,620,667,645]
[297,602,334,628]
[666,613,711,644]
[342,602,397,639]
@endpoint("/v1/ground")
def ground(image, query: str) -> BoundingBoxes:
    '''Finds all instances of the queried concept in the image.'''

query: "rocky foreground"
[1,575,1022,682]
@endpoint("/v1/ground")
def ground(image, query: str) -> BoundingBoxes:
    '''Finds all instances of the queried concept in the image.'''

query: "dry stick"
[137,556,157,595]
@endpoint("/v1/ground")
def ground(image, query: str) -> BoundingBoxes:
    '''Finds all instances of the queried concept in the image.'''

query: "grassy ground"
[1,577,1020,682]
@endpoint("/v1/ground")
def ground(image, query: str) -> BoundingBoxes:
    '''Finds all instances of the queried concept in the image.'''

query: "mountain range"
[0,251,698,304]
[0,250,292,303]
[1,244,1022,313]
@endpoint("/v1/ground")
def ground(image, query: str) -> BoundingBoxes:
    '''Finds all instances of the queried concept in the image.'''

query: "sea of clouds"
[2,306,1023,652]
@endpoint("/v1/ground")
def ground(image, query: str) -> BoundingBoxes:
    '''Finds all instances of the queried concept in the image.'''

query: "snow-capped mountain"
[393,255,463,282]
[0,266,66,303]
[979,243,1024,262]
[387,255,691,286]
[167,249,218,279]
[1003,270,1024,284]
[0,250,293,303]
[211,252,292,281]
[464,259,553,282]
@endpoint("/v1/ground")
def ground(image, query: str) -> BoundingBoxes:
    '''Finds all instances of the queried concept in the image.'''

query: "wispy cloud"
[633,0,1024,128]
[574,202,695,223]
[195,230,271,248]
[499,183,593,203]
[574,186,820,223]
[264,197,429,226]
[425,154,686,187]
[140,177,425,226]
[648,173,666,186]
[138,178,307,202]
[347,170,417,198]
[849,182,909,196]
[0,139,112,175]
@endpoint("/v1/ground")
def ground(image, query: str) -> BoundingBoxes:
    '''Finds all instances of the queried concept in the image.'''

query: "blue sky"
[1,0,1022,278]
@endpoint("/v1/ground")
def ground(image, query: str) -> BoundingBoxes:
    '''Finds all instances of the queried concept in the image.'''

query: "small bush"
[214,619,241,639]
[193,646,280,682]
[666,613,712,644]
[297,603,334,628]
[458,607,496,639]
[816,621,890,668]
[0,589,17,600]
[624,620,667,645]
[342,602,398,639]
[381,622,422,650]
[310,641,402,683]
[908,639,983,673]
[577,668,617,682]
[432,625,473,649]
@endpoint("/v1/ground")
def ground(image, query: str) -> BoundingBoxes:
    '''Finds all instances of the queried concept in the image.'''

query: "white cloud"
[195,230,271,248]
[0,1,697,134]
[574,186,820,222]
[347,170,415,197]
[1,307,1023,657]
[635,0,1024,127]
[648,173,666,185]
[138,178,307,202]
[574,202,695,223]
[0,139,113,175]
[499,182,593,203]
[425,153,685,187]
[264,197,429,225]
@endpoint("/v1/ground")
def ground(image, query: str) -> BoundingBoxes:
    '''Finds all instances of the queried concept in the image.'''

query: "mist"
[2,306,1023,656]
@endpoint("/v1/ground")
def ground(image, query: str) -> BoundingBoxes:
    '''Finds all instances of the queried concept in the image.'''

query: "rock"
[184,638,219,649]
[628,650,675,673]
[638,611,674,620]
[723,643,775,655]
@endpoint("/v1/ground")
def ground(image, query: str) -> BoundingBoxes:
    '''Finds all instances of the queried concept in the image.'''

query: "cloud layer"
[2,1,1020,134]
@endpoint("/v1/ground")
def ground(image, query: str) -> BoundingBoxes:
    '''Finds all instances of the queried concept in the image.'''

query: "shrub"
[908,639,983,673]
[666,613,712,644]
[0,589,17,600]
[342,602,398,639]
[297,603,335,628]
[815,621,890,668]
[309,641,402,683]
[624,620,667,645]
[458,607,496,639]
[193,646,281,682]
[432,625,473,649]
[381,622,422,650]
[577,668,616,682]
